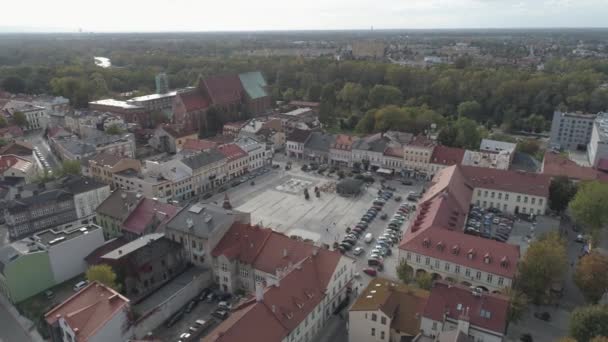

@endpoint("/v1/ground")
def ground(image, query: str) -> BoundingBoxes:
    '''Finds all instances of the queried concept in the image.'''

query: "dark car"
[339,243,353,251]
[534,312,551,322]
[202,193,213,199]
[212,310,230,320]
[401,180,413,185]
[217,292,232,301]
[272,164,280,169]
[185,299,198,313]
[197,288,211,302]
[363,268,377,276]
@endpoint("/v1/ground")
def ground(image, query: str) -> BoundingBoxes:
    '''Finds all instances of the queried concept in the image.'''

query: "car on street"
[401,180,413,185]
[575,234,587,243]
[212,310,230,320]
[534,312,551,322]
[353,247,364,256]
[73,280,88,292]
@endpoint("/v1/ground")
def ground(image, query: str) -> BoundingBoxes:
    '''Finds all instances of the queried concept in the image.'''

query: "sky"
[2,0,608,32]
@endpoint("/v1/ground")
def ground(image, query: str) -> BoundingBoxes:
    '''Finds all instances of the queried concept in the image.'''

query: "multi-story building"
[549,110,596,150]
[420,281,510,342]
[0,154,37,183]
[4,176,110,239]
[149,125,199,153]
[126,90,180,111]
[45,281,132,342]
[120,198,180,241]
[349,278,429,342]
[165,201,250,267]
[86,152,141,188]
[235,136,269,171]
[0,224,105,303]
[403,134,435,175]
[3,101,48,131]
[88,99,150,128]
[95,190,141,240]
[398,166,521,293]
[330,134,356,167]
[428,145,465,176]
[50,131,136,161]
[286,128,312,159]
[239,71,272,115]
[587,112,608,167]
[204,227,355,342]
[180,148,228,194]
[303,131,334,164]
[218,143,249,180]
[112,166,174,202]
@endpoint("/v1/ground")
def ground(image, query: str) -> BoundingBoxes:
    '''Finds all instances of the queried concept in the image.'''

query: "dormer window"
[452,245,460,255]
[422,238,431,248]
[484,253,492,264]
[467,249,475,259]
[436,241,444,251]
[501,256,509,268]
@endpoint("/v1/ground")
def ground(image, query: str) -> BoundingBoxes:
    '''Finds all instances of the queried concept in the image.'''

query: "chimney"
[457,307,471,334]
[255,282,264,302]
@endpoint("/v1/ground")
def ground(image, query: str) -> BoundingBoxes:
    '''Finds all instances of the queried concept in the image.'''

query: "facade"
[428,145,465,176]
[420,281,510,342]
[330,134,355,166]
[45,281,132,342]
[218,143,249,180]
[3,101,48,131]
[165,202,250,267]
[303,131,334,163]
[180,148,228,195]
[0,154,37,183]
[95,190,141,240]
[0,224,105,303]
[148,125,199,153]
[87,153,142,188]
[120,198,180,241]
[111,168,174,202]
[549,110,596,150]
[204,235,355,342]
[286,129,312,159]
[349,278,429,342]
[89,99,150,128]
[126,90,179,111]
[235,136,269,171]
[403,135,436,173]
[587,112,608,167]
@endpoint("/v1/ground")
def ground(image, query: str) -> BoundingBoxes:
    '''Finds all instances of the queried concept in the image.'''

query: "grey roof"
[0,245,20,275]
[95,190,141,220]
[165,202,243,238]
[480,139,516,153]
[352,133,389,153]
[385,131,413,146]
[181,148,226,171]
[101,233,166,260]
[61,175,107,194]
[7,189,73,214]
[304,132,335,153]
[57,139,96,157]
[286,129,312,143]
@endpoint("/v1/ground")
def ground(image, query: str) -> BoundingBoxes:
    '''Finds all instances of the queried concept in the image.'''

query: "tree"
[12,111,28,128]
[569,181,608,236]
[517,139,541,156]
[105,124,123,135]
[502,287,528,323]
[368,85,402,108]
[457,100,482,120]
[415,273,432,290]
[574,252,608,304]
[438,125,458,147]
[570,305,608,342]
[549,176,578,213]
[61,160,82,176]
[517,232,568,304]
[86,264,120,291]
[1,76,26,93]
[453,117,483,149]
[396,259,413,284]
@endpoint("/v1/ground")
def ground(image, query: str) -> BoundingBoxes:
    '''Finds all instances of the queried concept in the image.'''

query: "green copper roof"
[238,71,268,100]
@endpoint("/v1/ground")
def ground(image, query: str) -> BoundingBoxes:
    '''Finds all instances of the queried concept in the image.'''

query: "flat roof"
[282,107,313,116]
[101,233,164,260]
[35,224,102,247]
[89,99,143,109]
[127,90,179,102]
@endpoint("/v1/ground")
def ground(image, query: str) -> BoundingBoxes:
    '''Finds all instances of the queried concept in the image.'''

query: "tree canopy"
[569,181,608,237]
[549,176,578,213]
[86,264,120,291]
[574,252,608,304]
[60,160,82,176]
[396,259,413,284]
[570,305,608,342]
[12,111,28,128]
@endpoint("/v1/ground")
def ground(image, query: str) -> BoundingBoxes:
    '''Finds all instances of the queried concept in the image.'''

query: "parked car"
[185,300,198,313]
[339,243,353,251]
[363,268,377,276]
[367,258,383,267]
[44,290,55,299]
[364,233,374,243]
[272,164,280,169]
[380,213,388,220]
[218,301,232,311]
[401,180,413,185]
[73,280,88,292]
[212,310,230,320]
[575,234,587,243]
[197,288,211,302]
[353,247,364,256]
[534,312,551,322]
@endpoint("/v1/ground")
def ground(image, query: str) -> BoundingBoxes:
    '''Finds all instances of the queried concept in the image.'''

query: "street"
[0,303,32,342]
[23,130,60,171]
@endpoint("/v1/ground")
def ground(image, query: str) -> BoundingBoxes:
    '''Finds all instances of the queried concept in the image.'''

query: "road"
[0,301,32,342]
[23,130,60,171]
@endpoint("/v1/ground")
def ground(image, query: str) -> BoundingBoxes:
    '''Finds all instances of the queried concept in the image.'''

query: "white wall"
[420,317,503,342]
[348,310,391,342]
[470,187,546,216]
[89,308,133,342]
[48,227,105,284]
[73,185,111,220]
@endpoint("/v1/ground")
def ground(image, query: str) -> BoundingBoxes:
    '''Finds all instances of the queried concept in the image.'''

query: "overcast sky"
[2,0,607,32]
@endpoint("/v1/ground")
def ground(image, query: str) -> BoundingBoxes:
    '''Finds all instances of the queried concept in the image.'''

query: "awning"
[376,168,393,175]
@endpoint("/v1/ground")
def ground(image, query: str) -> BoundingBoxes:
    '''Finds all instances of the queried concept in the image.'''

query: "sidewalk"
[0,294,45,342]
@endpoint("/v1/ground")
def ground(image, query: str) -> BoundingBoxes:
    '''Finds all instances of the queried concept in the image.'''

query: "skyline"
[1,0,608,33]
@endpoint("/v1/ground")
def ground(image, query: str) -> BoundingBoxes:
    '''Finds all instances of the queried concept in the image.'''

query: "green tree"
[437,125,458,147]
[282,88,296,102]
[569,181,608,237]
[368,85,402,108]
[396,259,413,284]
[517,139,541,156]
[105,124,123,135]
[12,111,28,128]
[306,84,322,102]
[574,252,608,304]
[453,117,482,149]
[518,232,568,304]
[1,76,26,93]
[457,100,482,120]
[61,160,82,176]
[503,287,528,323]
[549,176,578,213]
[86,264,120,291]
[570,305,608,342]
[338,82,366,109]
[415,273,432,290]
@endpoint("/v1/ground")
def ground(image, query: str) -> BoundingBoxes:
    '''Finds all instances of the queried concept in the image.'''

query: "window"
[465,268,471,277]
[406,252,411,260]
[477,190,481,196]
[455,265,460,274]
[371,328,376,336]
[381,331,385,340]
[484,190,488,197]
[531,197,536,205]
[498,277,504,286]
[487,274,493,283]
[444,263,450,271]
[434,260,440,268]
[498,193,502,200]
[381,316,387,325]
[221,263,228,272]
[415,255,421,263]
[539,198,543,206]
[524,196,528,203]
[517,195,521,202]
[371,313,377,322]
[425,257,430,265]
[491,192,495,198]
[503,204,507,211]
[432,322,437,330]
[505,194,509,201]
[476,271,481,280]
[483,201,487,207]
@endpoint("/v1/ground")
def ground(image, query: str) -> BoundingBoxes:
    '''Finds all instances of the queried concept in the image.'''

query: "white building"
[549,110,596,150]
[330,134,356,167]
[3,101,48,131]
[45,281,132,342]
[403,135,435,173]
[235,136,269,171]
[587,112,608,167]
[0,154,37,183]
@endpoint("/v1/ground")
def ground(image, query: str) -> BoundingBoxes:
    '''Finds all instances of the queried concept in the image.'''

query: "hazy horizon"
[2,0,608,33]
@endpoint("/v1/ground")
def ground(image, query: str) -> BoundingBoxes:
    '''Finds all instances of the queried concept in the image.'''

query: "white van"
[73,280,88,292]
[364,233,373,243]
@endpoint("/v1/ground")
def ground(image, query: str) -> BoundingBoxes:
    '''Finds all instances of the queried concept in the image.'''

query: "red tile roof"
[423,281,510,334]
[201,75,244,106]
[161,124,197,139]
[0,125,23,138]
[460,165,551,198]
[431,145,465,166]
[177,90,210,112]
[203,253,342,342]
[384,147,404,158]
[218,143,248,161]
[542,151,608,181]
[0,154,31,173]
[286,128,312,143]
[597,159,608,172]
[45,281,130,342]
[181,138,217,152]
[332,134,355,150]
[122,199,180,236]
[211,223,273,263]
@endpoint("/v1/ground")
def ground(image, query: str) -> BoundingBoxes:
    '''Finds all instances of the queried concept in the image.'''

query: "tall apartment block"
[549,111,596,150]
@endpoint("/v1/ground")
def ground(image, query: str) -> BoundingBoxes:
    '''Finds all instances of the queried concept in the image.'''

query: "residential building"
[286,129,312,159]
[382,147,405,171]
[235,136,269,171]
[89,99,150,128]
[3,100,48,130]
[95,190,141,240]
[420,281,510,342]
[204,236,355,342]
[180,148,228,194]
[330,134,356,167]
[403,135,436,175]
[429,145,465,176]
[274,108,320,132]
[98,233,187,301]
[111,168,174,202]
[541,151,608,182]
[86,153,141,188]
[50,131,136,161]
[0,141,32,158]
[461,150,511,170]
[148,125,199,153]
[3,176,110,239]
[303,131,335,163]
[165,201,250,267]
[0,154,37,183]
[239,71,272,115]
[587,112,608,167]
[0,224,105,303]
[120,198,180,241]
[398,166,521,292]
[349,278,429,342]
[549,110,596,150]
[45,281,133,342]
[223,120,248,136]
[480,139,516,156]
[218,143,249,180]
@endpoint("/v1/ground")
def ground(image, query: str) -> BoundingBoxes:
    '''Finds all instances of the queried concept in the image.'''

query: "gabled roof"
[384,147,403,158]
[431,145,466,166]
[176,90,210,112]
[211,223,273,263]
[0,125,23,138]
[201,75,244,105]
[332,134,355,150]
[304,132,334,153]
[45,281,129,342]
[0,140,32,155]
[0,154,32,173]
[238,72,268,100]
[122,198,180,236]
[181,148,226,171]
[460,165,551,198]
[218,143,248,161]
[423,281,510,334]
[165,202,246,238]
[286,128,312,144]
[542,151,608,182]
[89,152,123,168]
[95,190,141,221]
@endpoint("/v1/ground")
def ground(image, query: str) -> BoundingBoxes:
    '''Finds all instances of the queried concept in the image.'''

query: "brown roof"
[95,190,141,221]
[0,140,33,155]
[542,151,608,182]
[211,223,273,263]
[431,145,465,166]
[332,134,355,150]
[177,90,210,112]
[350,278,429,336]
[460,165,551,198]
[161,125,198,139]
[423,281,510,334]
[384,147,404,158]
[201,75,244,106]
[90,152,123,167]
[45,281,129,341]
[181,138,217,152]
[217,143,248,161]
[408,134,436,148]
[122,198,180,236]
[85,238,129,265]
[286,128,312,143]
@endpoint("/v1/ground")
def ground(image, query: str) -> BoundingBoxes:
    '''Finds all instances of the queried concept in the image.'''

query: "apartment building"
[0,154,37,183]
[235,136,269,171]
[86,152,141,188]
[218,143,249,180]
[3,101,48,131]
[287,129,312,159]
[587,112,608,167]
[403,135,435,174]
[549,110,596,150]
